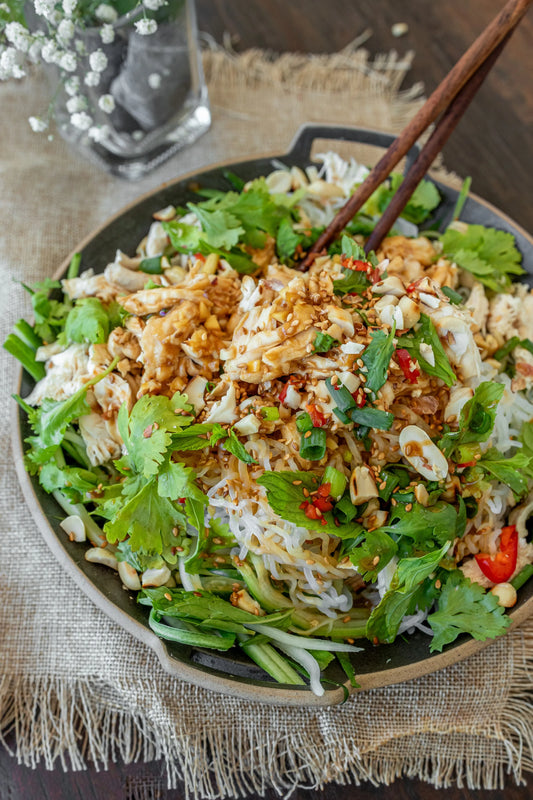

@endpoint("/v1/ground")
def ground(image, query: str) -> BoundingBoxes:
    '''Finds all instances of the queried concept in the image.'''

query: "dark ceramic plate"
[13,125,533,706]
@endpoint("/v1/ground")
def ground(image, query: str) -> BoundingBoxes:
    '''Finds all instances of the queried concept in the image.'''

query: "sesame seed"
[304,430,312,438]
[164,592,172,601]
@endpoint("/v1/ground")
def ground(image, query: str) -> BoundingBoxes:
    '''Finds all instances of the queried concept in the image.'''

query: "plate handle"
[286,123,420,175]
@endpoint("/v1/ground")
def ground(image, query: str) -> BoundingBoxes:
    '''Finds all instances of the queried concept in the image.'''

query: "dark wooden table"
[2,1,531,798]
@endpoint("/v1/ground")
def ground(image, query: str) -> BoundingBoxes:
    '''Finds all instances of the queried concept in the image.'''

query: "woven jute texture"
[0,43,531,797]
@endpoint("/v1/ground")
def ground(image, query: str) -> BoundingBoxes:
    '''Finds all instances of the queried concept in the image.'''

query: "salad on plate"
[6,153,533,696]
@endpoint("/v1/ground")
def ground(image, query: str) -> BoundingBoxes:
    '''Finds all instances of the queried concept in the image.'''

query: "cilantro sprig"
[440,224,524,292]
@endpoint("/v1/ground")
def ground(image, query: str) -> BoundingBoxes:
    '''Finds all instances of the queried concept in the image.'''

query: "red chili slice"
[304,504,321,521]
[475,525,518,583]
[316,482,331,498]
[352,389,367,408]
[396,348,420,383]
[306,403,327,428]
[194,252,206,262]
[313,496,333,512]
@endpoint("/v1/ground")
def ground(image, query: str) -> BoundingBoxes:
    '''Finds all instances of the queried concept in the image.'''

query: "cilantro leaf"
[104,479,186,560]
[161,220,202,251]
[438,381,504,457]
[333,269,370,296]
[187,203,244,250]
[63,297,110,345]
[366,543,450,644]
[23,358,118,466]
[440,224,524,292]
[361,324,396,393]
[347,530,398,582]
[396,314,456,386]
[276,216,302,262]
[362,173,440,224]
[257,471,364,539]
[475,447,532,498]
[427,570,511,652]
[376,501,459,556]
[23,278,71,342]
[116,393,194,478]
[312,332,339,354]
[38,461,99,499]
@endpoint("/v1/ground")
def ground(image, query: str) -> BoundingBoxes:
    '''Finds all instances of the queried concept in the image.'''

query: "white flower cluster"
[0,0,160,134]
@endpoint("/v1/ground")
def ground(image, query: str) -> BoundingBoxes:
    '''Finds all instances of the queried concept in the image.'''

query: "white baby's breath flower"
[64,75,80,96]
[66,94,87,113]
[95,4,118,23]
[74,39,87,55]
[143,0,166,9]
[62,0,77,16]
[34,0,56,20]
[41,40,61,64]
[89,49,108,72]
[100,24,115,44]
[84,70,101,87]
[98,93,115,113]
[0,46,25,77]
[59,51,77,72]
[57,19,75,42]
[88,124,110,143]
[28,116,49,132]
[0,3,10,12]
[148,72,161,89]
[134,18,157,35]
[5,22,31,53]
[70,111,92,130]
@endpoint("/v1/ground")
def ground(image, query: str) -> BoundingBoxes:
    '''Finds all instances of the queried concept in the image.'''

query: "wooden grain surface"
[2,0,532,797]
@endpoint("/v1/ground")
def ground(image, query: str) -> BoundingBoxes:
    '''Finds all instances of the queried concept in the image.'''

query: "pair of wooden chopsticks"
[300,0,532,268]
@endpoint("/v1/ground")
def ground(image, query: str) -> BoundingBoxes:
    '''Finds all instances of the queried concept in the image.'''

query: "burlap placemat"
[0,43,531,797]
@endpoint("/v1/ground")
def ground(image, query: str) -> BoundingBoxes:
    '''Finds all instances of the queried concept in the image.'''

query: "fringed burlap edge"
[1,622,531,798]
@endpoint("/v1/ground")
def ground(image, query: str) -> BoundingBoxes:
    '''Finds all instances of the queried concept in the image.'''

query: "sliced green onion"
[300,427,327,461]
[13,319,42,350]
[261,406,280,421]
[244,623,363,652]
[139,256,163,274]
[451,176,472,221]
[149,609,235,650]
[238,635,305,685]
[325,377,356,413]
[67,252,82,279]
[350,406,393,430]
[3,334,45,381]
[441,286,463,305]
[334,495,357,524]
[295,412,313,433]
[511,564,533,591]
[322,466,347,500]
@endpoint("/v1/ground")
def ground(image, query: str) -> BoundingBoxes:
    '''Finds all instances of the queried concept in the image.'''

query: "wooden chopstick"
[363,33,510,254]
[299,0,532,268]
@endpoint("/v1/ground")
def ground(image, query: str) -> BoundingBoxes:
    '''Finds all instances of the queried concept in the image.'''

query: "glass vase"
[52,0,210,178]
